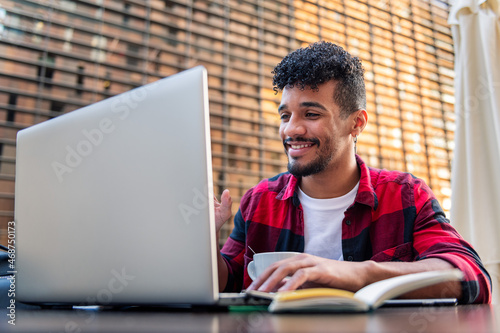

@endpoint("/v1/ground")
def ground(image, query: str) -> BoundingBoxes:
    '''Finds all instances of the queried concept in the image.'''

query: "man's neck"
[299,155,360,199]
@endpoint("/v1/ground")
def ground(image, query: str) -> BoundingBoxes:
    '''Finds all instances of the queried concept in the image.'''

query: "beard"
[285,137,335,177]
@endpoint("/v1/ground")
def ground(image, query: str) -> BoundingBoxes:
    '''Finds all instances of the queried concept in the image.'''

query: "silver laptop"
[15,66,225,306]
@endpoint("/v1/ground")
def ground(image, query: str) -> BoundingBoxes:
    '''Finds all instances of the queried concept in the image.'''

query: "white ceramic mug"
[247,251,301,280]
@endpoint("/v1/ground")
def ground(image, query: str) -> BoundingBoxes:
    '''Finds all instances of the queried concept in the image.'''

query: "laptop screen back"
[15,66,219,305]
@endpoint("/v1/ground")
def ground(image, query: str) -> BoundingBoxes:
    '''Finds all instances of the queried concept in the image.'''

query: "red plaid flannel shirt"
[220,155,492,304]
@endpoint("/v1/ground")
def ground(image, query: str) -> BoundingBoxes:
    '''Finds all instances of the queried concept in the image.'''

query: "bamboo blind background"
[0,0,454,245]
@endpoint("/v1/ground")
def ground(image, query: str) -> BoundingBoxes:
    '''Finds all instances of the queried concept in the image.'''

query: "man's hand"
[246,253,370,293]
[214,189,232,233]
[214,189,232,291]
[246,254,463,300]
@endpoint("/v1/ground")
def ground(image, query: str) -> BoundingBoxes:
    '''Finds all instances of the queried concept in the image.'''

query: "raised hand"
[214,189,232,233]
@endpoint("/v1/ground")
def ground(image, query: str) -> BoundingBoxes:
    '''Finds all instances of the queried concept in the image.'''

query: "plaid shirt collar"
[275,154,378,210]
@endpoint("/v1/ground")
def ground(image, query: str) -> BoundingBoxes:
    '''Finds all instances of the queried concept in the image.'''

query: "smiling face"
[278,80,354,178]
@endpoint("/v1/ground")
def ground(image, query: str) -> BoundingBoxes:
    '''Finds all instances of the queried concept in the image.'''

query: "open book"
[246,269,463,313]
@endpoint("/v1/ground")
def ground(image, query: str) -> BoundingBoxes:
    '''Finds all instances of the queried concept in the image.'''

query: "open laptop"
[15,66,255,307]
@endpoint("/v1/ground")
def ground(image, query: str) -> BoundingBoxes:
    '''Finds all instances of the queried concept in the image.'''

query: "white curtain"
[449,0,500,304]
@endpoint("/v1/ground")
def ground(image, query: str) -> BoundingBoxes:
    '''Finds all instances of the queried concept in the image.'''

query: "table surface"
[2,304,499,333]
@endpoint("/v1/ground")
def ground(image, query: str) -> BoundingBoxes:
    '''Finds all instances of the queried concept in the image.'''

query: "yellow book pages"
[274,288,355,302]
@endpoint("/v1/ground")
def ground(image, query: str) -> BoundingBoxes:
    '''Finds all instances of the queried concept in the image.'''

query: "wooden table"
[3,304,499,333]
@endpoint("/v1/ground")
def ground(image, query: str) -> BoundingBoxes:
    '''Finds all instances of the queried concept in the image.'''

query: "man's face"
[278,81,353,177]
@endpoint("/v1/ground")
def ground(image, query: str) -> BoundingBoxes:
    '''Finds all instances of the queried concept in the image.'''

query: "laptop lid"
[15,66,220,305]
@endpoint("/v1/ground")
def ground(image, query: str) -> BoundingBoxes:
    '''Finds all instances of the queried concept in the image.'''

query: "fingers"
[278,266,320,291]
[247,263,288,292]
[220,188,229,199]
[219,189,232,220]
[214,189,231,205]
[221,189,232,207]
[248,254,316,292]
[214,189,232,232]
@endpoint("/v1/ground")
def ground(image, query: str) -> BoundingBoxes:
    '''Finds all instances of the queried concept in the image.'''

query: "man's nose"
[283,115,306,138]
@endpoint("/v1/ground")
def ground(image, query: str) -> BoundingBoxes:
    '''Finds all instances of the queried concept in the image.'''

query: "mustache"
[283,137,320,145]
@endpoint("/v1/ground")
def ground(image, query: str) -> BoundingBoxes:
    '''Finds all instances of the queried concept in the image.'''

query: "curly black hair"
[272,41,366,119]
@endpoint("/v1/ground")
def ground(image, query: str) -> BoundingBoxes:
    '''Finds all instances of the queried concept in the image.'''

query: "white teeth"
[291,144,312,149]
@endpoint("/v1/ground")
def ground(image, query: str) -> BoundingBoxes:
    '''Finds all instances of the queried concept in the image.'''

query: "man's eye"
[280,114,290,120]
[306,113,319,118]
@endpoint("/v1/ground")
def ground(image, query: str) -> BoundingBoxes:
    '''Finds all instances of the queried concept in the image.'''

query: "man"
[214,41,491,303]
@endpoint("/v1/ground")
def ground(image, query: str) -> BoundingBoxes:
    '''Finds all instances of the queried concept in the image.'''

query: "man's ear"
[351,109,368,137]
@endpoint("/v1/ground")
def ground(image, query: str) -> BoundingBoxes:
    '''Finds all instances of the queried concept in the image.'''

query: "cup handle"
[247,261,256,280]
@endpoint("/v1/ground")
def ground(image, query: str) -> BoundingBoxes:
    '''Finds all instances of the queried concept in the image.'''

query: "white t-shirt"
[297,182,359,261]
